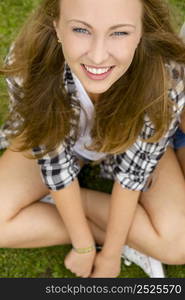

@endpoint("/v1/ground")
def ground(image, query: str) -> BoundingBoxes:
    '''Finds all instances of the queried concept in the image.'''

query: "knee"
[156,216,185,264]
[162,238,185,265]
[0,202,22,248]
[0,200,21,224]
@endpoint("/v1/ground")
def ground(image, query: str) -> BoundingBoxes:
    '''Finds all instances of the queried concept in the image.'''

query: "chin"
[87,83,113,94]
[87,89,108,96]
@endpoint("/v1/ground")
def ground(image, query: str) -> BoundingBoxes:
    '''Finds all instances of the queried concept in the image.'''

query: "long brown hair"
[0,0,185,158]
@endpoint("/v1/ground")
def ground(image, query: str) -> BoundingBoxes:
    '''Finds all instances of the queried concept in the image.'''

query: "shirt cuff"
[40,158,81,191]
[114,167,150,191]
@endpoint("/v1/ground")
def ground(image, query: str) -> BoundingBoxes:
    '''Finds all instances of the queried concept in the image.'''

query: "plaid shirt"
[1,61,185,192]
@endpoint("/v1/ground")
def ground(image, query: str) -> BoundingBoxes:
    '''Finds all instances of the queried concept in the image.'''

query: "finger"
[81,274,89,278]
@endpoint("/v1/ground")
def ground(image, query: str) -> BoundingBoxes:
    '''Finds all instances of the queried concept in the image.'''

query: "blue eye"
[113,32,129,36]
[72,27,90,34]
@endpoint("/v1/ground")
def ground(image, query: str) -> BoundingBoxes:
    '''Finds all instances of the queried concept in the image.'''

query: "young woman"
[0,0,185,278]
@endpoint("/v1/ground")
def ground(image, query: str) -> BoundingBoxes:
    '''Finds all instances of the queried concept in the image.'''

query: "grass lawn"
[0,0,185,278]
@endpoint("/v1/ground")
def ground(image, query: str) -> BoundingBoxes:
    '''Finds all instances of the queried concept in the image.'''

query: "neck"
[87,92,100,103]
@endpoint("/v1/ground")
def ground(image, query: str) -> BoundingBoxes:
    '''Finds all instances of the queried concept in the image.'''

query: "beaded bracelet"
[72,244,96,254]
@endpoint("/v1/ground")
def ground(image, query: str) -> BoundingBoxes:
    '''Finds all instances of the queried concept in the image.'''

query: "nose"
[87,36,110,65]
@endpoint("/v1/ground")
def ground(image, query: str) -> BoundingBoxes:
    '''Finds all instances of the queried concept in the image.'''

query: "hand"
[90,251,121,278]
[64,248,96,278]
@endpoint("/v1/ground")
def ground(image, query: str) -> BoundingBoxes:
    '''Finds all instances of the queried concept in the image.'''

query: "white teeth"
[84,65,111,74]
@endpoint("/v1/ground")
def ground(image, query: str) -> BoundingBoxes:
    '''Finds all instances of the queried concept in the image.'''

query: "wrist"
[70,216,96,246]
[72,244,96,254]
[72,237,95,250]
[71,229,95,249]
[101,244,123,258]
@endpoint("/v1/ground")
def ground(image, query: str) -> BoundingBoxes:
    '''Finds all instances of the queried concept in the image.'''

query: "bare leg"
[1,147,185,266]
[133,146,185,264]
[0,148,103,248]
[86,147,185,264]
[1,200,106,248]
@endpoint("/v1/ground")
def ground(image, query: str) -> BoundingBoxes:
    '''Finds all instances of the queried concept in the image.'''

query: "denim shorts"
[172,127,185,149]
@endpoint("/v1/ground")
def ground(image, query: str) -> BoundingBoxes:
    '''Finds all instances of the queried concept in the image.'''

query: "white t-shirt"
[72,72,107,161]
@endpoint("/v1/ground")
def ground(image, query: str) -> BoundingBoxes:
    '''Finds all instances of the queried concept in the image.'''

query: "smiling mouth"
[82,64,115,75]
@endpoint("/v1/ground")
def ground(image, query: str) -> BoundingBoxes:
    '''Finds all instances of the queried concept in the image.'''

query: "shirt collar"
[63,62,93,106]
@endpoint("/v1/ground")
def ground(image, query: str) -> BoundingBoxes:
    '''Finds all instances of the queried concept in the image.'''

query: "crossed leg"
[85,147,185,265]
[128,146,185,264]
[0,146,185,266]
[0,148,102,248]
[0,148,71,247]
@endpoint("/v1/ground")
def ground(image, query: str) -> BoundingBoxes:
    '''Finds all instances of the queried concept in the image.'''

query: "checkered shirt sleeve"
[32,143,81,190]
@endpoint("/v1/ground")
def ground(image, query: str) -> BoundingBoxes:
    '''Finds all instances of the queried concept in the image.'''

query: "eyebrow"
[67,19,136,30]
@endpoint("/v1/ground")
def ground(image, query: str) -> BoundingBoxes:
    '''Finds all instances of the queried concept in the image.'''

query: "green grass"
[169,0,185,27]
[0,0,185,278]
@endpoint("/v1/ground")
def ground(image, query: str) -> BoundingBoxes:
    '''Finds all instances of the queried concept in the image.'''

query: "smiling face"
[54,0,143,100]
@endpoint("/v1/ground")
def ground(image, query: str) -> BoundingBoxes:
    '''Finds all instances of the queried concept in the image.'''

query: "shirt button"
[140,153,146,160]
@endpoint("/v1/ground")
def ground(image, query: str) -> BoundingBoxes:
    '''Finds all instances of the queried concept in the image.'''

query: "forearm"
[102,180,140,257]
[50,178,95,248]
